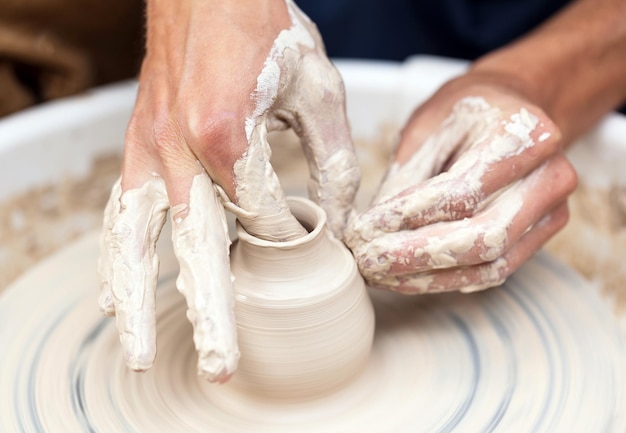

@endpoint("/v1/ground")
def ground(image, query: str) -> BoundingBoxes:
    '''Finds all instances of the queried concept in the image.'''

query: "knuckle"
[184,112,247,164]
[453,185,482,217]
[152,117,184,154]
[479,224,508,262]
[186,111,238,147]
[354,251,390,281]
[297,54,345,104]
[443,182,482,220]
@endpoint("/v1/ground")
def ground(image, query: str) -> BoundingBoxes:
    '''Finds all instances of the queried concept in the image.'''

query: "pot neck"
[233,197,334,279]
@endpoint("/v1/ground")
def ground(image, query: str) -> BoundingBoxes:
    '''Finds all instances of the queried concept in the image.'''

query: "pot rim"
[235,196,327,249]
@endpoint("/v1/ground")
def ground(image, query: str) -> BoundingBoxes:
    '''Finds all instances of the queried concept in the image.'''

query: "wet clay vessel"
[230,197,376,399]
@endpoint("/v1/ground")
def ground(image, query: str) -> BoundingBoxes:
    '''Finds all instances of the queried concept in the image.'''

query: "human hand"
[345,73,577,294]
[98,0,358,382]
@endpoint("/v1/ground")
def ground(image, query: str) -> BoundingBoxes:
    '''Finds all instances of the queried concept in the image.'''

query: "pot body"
[230,197,375,399]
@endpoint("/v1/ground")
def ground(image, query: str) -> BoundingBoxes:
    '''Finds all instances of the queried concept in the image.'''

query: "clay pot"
[230,197,375,399]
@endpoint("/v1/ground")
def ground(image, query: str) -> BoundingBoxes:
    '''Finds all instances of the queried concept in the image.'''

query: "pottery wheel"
[1,231,625,432]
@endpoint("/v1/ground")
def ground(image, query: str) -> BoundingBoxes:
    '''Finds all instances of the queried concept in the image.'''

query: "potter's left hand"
[98,0,358,384]
[345,74,578,294]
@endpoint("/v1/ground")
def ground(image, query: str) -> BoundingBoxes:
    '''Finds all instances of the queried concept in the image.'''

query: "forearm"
[471,0,626,145]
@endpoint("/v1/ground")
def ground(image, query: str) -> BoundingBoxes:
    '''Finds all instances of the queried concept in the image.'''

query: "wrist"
[470,0,626,144]
[144,0,290,54]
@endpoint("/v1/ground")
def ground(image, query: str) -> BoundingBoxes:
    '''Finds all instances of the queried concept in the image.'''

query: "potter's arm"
[98,0,358,382]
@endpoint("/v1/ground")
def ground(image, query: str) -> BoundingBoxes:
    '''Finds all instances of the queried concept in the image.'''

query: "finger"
[352,155,577,279]
[278,52,360,238]
[98,125,162,316]
[349,106,561,244]
[152,116,240,381]
[370,202,570,294]
[376,95,501,202]
[187,9,311,242]
[169,172,240,383]
[98,174,169,371]
[217,119,307,241]
[98,177,121,316]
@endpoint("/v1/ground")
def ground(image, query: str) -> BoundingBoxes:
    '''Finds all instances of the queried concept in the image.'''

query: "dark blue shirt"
[297,0,571,61]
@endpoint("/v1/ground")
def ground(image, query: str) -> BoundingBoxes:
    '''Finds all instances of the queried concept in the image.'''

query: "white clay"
[2,230,626,432]
[228,0,360,241]
[98,174,169,370]
[170,174,240,382]
[99,173,240,381]
[230,197,375,398]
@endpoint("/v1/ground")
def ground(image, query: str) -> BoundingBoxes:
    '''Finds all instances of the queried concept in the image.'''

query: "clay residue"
[268,126,395,212]
[545,183,626,317]
[0,154,121,291]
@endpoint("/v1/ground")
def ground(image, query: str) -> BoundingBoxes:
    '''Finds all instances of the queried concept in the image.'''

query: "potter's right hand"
[97,0,358,383]
[345,75,577,294]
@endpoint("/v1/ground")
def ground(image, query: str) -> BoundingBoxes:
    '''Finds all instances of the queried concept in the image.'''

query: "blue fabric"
[297,0,571,61]
[298,0,626,114]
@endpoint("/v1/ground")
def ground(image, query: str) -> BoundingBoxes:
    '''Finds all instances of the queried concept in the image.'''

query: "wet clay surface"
[2,133,626,324]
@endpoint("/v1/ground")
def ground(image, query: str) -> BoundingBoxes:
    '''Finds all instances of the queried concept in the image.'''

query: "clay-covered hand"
[98,0,358,383]
[345,74,577,294]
